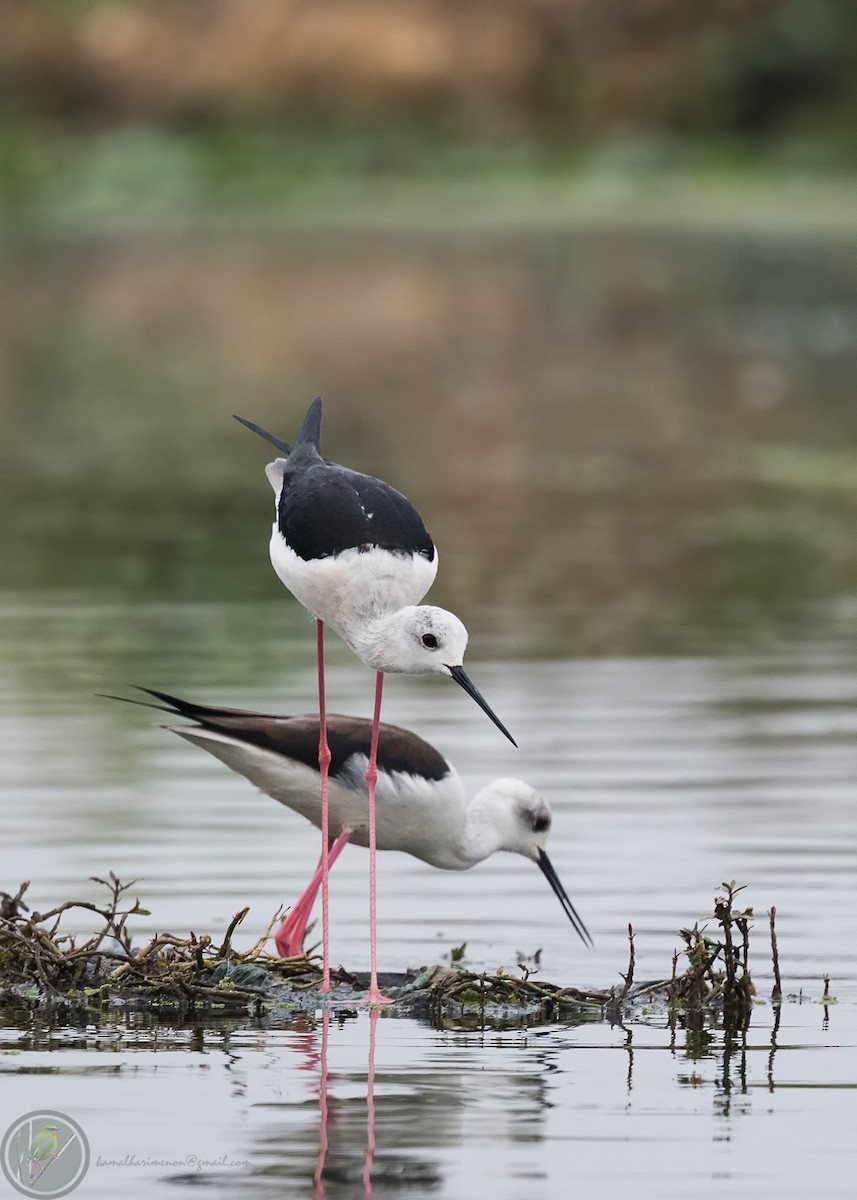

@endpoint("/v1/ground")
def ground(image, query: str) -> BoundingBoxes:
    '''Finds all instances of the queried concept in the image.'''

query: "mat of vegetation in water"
[1,875,793,1030]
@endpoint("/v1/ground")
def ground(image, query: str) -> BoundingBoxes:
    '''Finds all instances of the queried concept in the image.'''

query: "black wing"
[133,690,451,782]
[278,462,435,562]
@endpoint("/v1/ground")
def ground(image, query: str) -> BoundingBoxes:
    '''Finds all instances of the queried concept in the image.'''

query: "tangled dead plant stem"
[0,875,777,1018]
[0,875,321,1006]
[671,881,755,1013]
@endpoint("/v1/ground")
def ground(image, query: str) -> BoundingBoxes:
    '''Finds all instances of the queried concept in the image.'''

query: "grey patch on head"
[413,614,443,650]
[517,797,551,835]
[265,459,288,495]
[415,609,442,635]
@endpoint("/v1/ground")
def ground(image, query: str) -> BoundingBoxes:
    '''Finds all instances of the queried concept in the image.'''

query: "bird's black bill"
[537,849,593,948]
[233,415,293,456]
[447,664,517,747]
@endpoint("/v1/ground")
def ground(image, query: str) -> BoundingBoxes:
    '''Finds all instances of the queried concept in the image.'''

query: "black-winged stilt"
[127,689,592,962]
[235,399,517,1003]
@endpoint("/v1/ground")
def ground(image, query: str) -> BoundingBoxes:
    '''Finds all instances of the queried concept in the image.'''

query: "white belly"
[269,528,438,634]
[179,725,469,868]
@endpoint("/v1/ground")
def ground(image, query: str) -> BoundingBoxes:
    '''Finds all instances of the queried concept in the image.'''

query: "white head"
[470,779,592,947]
[471,778,553,856]
[351,606,516,746]
[353,605,467,674]
[343,604,511,744]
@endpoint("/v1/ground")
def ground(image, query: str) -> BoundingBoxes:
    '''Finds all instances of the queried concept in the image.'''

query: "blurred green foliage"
[0,0,854,235]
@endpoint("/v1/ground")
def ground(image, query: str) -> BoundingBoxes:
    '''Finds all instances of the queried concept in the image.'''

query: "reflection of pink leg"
[362,1007,379,1192]
[313,1008,330,1196]
[317,620,333,991]
[275,832,350,958]
[366,673,392,1006]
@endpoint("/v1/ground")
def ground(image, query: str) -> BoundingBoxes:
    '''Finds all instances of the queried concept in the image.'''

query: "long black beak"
[234,415,293,456]
[447,664,517,747]
[537,849,593,948]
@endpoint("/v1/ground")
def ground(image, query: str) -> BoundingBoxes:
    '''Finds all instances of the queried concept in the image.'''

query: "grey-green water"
[2,225,857,1197]
[3,600,857,1198]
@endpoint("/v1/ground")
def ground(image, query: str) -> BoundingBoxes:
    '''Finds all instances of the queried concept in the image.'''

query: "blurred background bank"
[1,0,856,658]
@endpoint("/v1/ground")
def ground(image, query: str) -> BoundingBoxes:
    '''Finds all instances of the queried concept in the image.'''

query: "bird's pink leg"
[275,832,351,959]
[317,619,333,992]
[366,671,392,1006]
[313,1007,330,1195]
[362,1007,379,1191]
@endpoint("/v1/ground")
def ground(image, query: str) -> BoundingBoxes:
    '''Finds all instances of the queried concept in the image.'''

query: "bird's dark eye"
[532,815,550,833]
[421,634,439,649]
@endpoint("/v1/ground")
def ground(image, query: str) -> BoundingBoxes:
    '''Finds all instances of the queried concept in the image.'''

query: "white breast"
[269,530,438,634]
[335,758,468,867]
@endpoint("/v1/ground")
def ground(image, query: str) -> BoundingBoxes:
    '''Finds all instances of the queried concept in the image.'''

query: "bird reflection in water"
[363,1010,379,1192]
[313,1009,379,1197]
[313,1009,330,1195]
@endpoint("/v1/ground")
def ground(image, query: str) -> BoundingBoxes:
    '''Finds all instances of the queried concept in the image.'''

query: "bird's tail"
[234,397,323,458]
[293,396,322,452]
[99,688,275,721]
[233,415,292,455]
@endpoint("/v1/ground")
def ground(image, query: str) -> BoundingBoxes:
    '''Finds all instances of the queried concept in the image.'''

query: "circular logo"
[1,1112,90,1197]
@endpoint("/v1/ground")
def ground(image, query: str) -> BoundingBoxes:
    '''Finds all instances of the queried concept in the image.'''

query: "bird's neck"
[457,788,512,868]
[341,609,414,674]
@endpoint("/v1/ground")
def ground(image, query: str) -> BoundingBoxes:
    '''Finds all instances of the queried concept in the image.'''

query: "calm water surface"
[2,597,857,1198]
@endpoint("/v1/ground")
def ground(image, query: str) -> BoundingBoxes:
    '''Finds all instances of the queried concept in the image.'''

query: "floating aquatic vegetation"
[0,874,321,1014]
[0,874,797,1023]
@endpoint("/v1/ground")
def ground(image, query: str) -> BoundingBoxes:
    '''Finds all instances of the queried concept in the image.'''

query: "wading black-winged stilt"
[122,689,591,960]
[235,399,517,1003]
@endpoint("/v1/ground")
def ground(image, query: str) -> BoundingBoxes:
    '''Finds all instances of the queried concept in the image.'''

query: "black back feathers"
[236,396,436,563]
[277,463,435,561]
[133,689,451,784]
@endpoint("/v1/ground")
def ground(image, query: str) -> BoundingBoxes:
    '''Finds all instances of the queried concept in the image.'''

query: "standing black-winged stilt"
[116,690,591,960]
[235,399,517,1004]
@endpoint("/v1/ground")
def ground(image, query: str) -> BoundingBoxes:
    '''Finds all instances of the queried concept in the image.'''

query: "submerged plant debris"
[0,875,779,1024]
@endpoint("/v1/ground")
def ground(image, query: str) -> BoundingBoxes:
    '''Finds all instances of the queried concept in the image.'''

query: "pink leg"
[362,1007,379,1191]
[366,672,392,1006]
[275,832,351,958]
[317,620,333,991]
[313,1007,330,1195]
